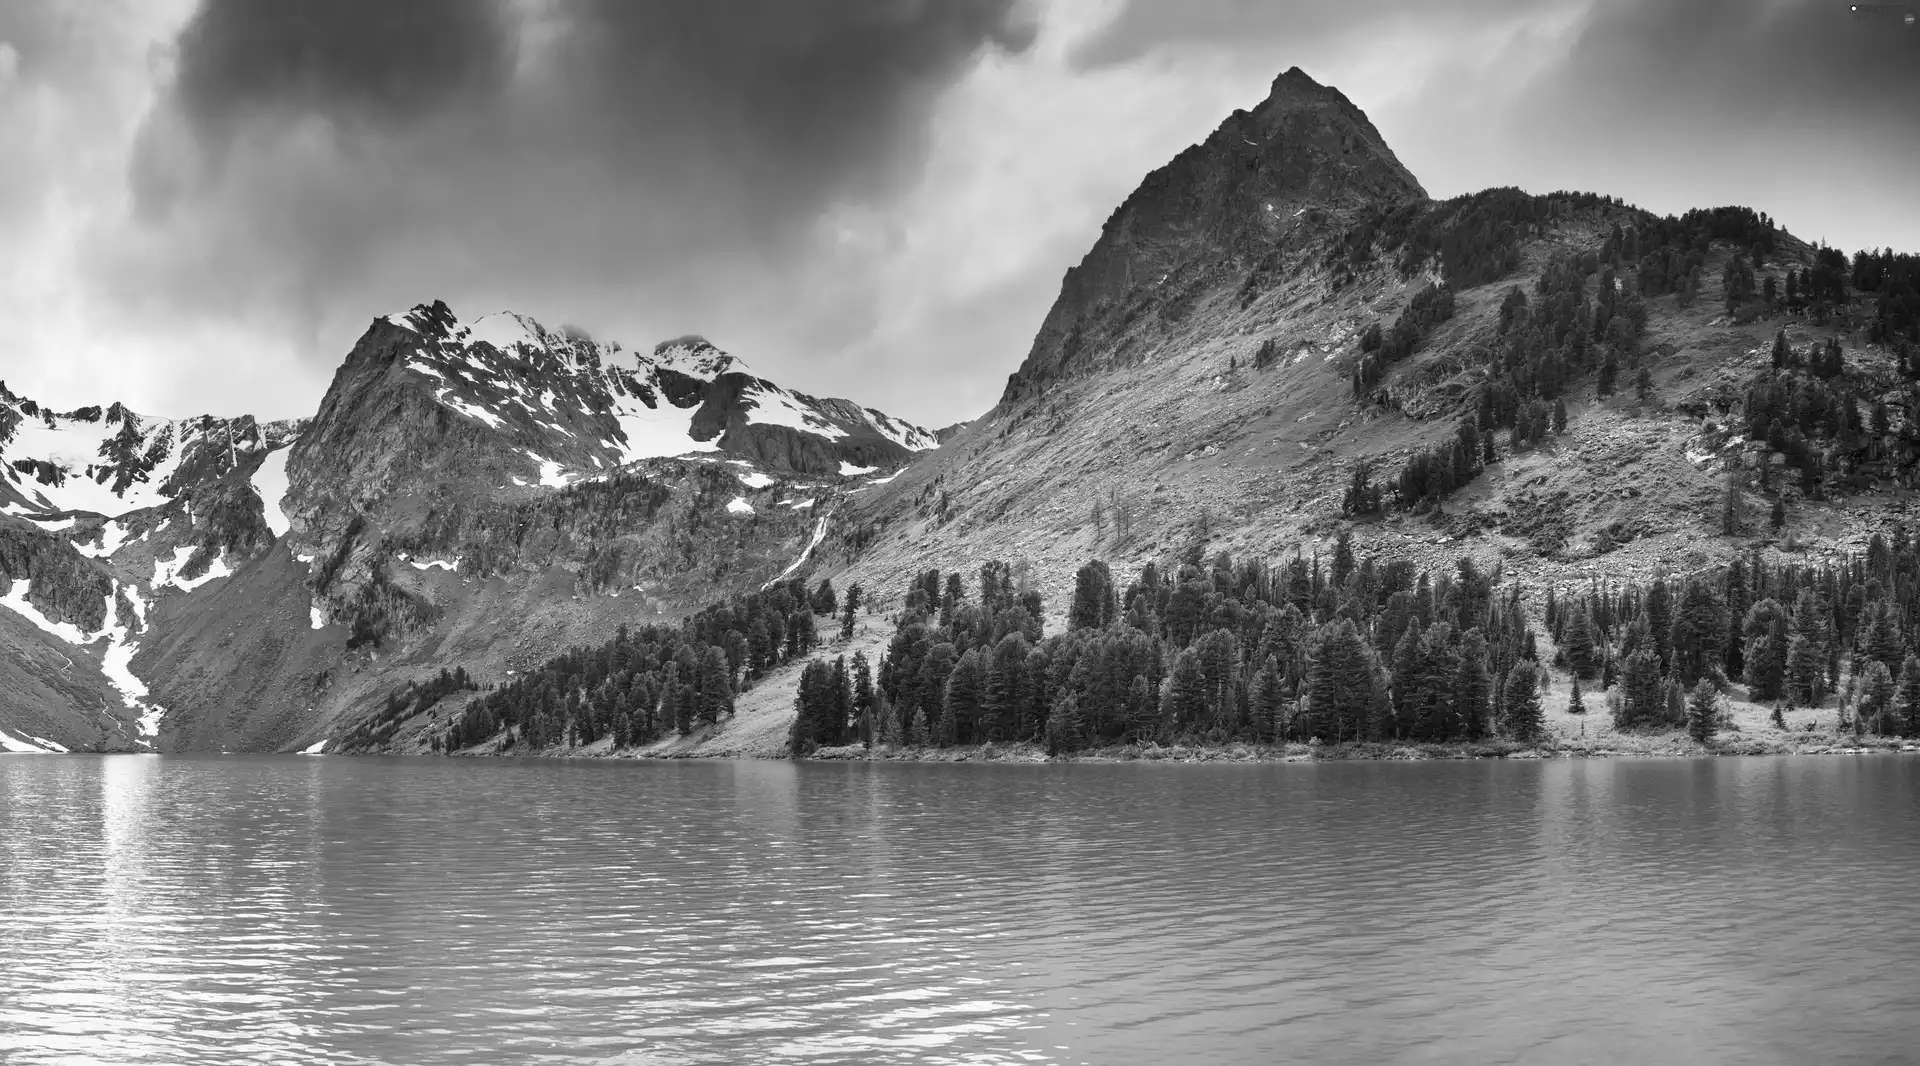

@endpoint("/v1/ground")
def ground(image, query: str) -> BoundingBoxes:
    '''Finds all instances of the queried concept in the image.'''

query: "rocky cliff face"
[0,305,933,753]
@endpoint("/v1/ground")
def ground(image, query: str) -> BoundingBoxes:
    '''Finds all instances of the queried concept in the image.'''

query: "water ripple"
[1,755,1918,1064]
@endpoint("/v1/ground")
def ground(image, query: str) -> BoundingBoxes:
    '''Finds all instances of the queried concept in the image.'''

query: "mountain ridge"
[0,301,935,752]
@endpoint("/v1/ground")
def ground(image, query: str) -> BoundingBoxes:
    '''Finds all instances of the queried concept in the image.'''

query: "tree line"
[432,575,839,752]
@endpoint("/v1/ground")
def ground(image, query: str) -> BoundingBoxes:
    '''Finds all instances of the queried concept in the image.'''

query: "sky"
[2,0,1917,428]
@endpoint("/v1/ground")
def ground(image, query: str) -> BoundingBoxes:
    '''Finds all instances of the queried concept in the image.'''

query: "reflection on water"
[2,755,1917,1064]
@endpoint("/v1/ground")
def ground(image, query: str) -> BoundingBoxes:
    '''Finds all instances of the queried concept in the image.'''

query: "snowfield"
[741,384,849,440]
[1,404,190,517]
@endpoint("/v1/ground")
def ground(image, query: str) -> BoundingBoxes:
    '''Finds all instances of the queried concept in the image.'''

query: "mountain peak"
[999,69,1427,403]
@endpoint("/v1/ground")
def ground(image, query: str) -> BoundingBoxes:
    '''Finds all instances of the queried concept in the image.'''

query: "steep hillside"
[817,69,1917,628]
[0,305,933,752]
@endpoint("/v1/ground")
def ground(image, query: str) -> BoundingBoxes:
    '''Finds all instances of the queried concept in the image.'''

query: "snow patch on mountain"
[608,399,721,463]
[153,545,231,593]
[528,455,574,489]
[838,461,876,476]
[860,409,940,451]
[467,311,543,355]
[440,391,507,430]
[73,520,133,558]
[0,579,93,644]
[727,497,754,515]
[0,727,60,753]
[767,513,831,587]
[251,445,293,538]
[742,384,848,440]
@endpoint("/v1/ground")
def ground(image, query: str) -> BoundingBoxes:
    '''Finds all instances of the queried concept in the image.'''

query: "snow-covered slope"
[384,302,936,484]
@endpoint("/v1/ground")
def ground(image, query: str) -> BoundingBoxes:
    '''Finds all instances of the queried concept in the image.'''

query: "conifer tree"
[1046,693,1082,755]
[840,583,863,641]
[1857,660,1896,735]
[1720,472,1743,536]
[1250,656,1285,742]
[1567,677,1586,716]
[1669,580,1728,685]
[908,706,930,748]
[1618,648,1664,730]
[852,651,874,722]
[1332,531,1357,589]
[1896,653,1920,738]
[699,646,733,725]
[1787,633,1825,706]
[1504,660,1544,742]
[1686,678,1719,743]
[1069,561,1117,630]
[1455,628,1492,740]
[1562,605,1598,679]
[1307,618,1376,742]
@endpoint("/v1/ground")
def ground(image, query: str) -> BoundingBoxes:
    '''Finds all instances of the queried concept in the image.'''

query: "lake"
[2,754,1917,1064]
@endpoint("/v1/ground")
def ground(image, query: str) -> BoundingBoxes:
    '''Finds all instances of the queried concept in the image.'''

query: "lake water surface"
[2,754,1917,1065]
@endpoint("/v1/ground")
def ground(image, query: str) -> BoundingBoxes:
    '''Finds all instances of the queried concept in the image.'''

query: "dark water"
[2,755,1917,1065]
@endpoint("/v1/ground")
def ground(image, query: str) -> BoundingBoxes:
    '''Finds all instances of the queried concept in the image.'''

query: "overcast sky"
[3,0,1916,427]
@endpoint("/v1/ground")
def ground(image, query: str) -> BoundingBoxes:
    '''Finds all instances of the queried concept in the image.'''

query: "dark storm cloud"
[109,0,1035,408]
[167,0,515,132]
[1531,0,1920,130]
[550,1,1039,209]
[1068,0,1552,68]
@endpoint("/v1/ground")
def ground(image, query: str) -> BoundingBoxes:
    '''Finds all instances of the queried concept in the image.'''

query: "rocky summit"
[5,67,1916,758]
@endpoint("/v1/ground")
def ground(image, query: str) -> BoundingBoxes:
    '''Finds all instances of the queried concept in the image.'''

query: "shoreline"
[424,729,1920,764]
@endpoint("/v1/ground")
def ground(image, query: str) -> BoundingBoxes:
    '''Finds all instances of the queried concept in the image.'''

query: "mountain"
[1003,67,1426,404]
[7,66,1915,759]
[815,67,1912,635]
[0,304,934,752]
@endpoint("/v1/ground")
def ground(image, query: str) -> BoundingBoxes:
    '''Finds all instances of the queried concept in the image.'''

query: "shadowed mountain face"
[1002,67,1427,404]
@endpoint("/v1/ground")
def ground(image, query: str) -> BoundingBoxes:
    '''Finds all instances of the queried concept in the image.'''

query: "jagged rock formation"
[0,305,934,752]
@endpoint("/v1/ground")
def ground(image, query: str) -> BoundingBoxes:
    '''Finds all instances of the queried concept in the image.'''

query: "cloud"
[1498,0,1920,252]
[1069,0,1557,68]
[86,0,1035,421]
[5,0,1918,430]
